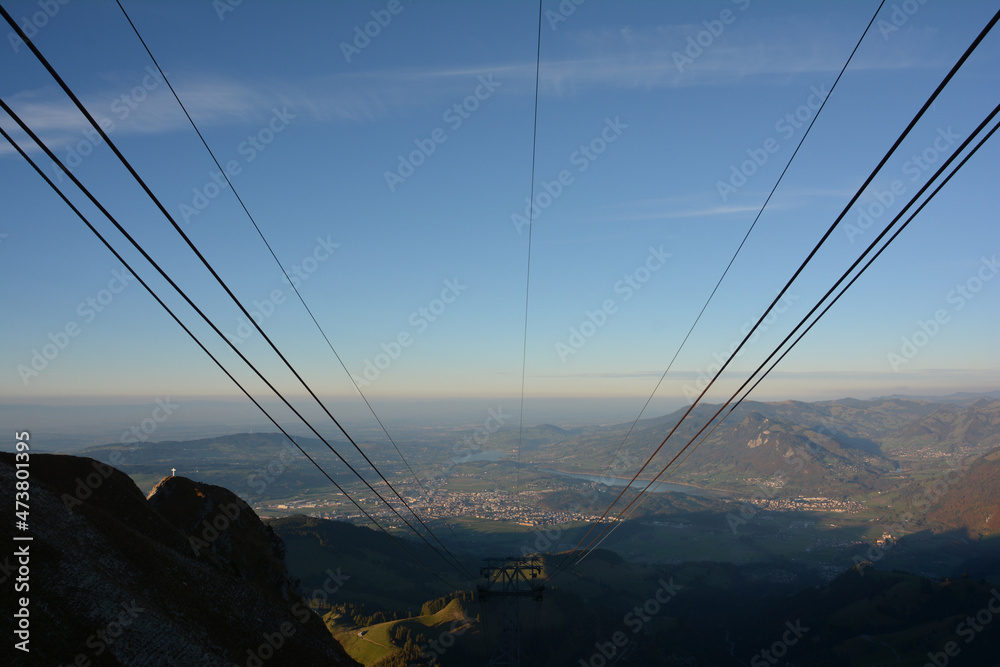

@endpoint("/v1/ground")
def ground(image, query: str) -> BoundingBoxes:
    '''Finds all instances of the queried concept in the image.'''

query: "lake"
[450,450,506,464]
[541,469,726,498]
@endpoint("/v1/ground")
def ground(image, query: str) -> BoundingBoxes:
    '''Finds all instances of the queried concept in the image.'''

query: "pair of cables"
[548,4,1000,581]
[0,2,476,586]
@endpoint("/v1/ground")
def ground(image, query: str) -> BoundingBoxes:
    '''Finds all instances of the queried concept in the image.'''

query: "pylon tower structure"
[478,556,545,666]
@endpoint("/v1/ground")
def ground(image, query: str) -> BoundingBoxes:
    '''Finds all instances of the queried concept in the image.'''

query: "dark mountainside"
[0,453,358,667]
[2,452,999,665]
[273,515,457,613]
[268,515,1000,667]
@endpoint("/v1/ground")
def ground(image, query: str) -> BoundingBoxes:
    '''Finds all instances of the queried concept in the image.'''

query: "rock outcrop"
[0,453,359,667]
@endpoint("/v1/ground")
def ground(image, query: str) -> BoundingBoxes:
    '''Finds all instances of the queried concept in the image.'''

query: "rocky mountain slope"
[0,452,358,667]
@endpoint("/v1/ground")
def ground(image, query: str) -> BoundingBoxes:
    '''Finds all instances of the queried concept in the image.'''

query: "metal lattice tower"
[478,556,544,666]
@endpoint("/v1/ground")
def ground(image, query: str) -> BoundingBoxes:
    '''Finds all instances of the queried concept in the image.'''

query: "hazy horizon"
[5,386,997,454]
[3,0,998,420]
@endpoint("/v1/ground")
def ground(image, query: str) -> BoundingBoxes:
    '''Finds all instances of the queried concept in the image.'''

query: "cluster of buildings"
[254,487,604,527]
[413,490,603,526]
[736,496,865,513]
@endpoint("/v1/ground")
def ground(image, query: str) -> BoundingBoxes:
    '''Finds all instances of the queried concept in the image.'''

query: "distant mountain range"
[67,395,1000,517]
[523,395,1000,495]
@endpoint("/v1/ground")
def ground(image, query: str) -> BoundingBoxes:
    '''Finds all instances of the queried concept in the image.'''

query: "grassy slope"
[329,598,474,666]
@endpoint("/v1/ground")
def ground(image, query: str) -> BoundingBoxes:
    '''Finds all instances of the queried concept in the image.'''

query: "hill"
[329,596,480,666]
[928,446,1000,537]
[270,515,463,613]
[885,398,1000,454]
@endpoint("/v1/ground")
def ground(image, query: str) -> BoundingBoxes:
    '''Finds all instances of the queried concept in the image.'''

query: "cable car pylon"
[478,556,544,666]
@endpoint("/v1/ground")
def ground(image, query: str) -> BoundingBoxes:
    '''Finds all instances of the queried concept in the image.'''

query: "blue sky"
[1,0,998,428]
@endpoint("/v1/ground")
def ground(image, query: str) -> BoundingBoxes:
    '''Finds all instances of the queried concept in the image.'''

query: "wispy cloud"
[538,17,943,94]
[542,367,1000,384]
[314,15,940,102]
[0,63,522,154]
[604,184,857,223]
[617,202,767,222]
[0,74,401,155]
[0,11,944,155]
[604,193,776,223]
